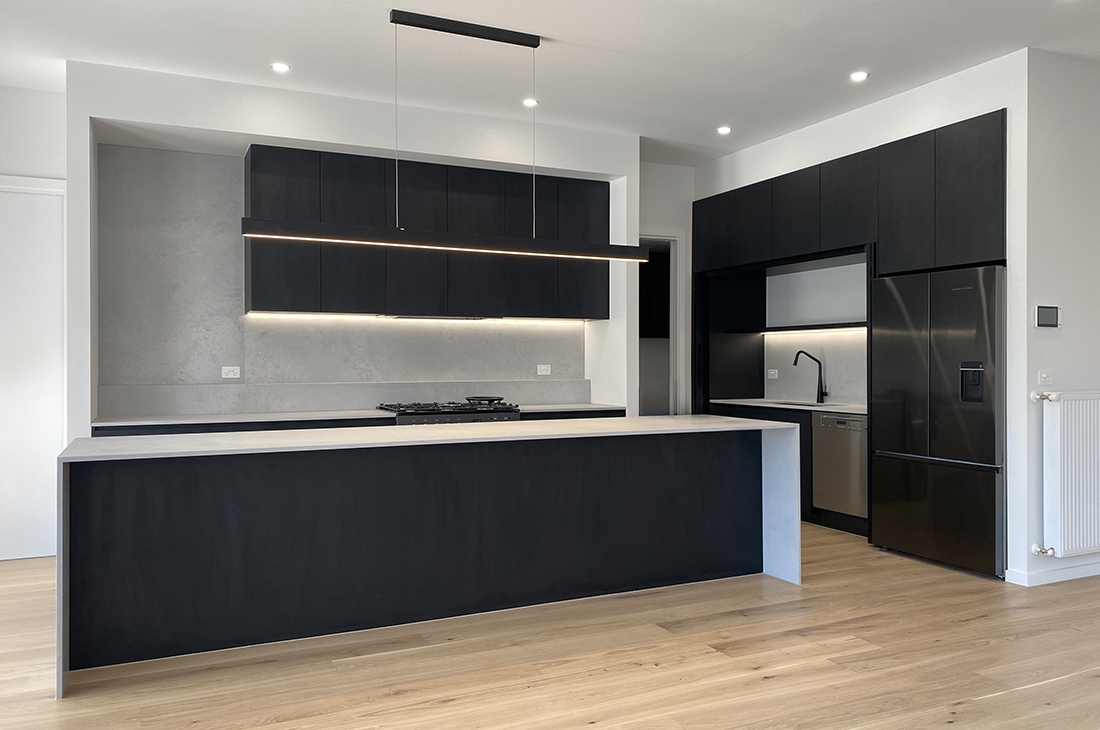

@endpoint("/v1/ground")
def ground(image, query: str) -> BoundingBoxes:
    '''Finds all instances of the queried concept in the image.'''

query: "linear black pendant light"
[241,10,648,264]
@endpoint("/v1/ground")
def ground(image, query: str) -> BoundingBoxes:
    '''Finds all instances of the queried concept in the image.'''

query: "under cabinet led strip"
[242,231,649,263]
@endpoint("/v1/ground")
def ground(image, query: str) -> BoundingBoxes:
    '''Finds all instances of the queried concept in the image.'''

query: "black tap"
[793,350,828,404]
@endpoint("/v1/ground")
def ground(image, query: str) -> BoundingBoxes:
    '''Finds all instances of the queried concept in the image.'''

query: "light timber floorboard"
[3,524,1100,729]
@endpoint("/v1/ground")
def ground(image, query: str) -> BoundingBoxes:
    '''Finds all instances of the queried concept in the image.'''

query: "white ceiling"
[2,0,1098,165]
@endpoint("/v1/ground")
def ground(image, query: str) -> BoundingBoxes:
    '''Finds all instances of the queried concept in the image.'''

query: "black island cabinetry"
[244,145,611,320]
[62,424,766,672]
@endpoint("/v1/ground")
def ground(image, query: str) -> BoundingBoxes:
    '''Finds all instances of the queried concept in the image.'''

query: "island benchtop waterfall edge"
[59,414,799,463]
[56,414,801,698]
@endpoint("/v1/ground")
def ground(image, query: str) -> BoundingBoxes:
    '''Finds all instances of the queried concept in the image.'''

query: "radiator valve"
[1031,544,1057,556]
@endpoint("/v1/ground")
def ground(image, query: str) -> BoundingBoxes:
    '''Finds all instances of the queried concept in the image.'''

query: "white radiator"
[1041,392,1100,557]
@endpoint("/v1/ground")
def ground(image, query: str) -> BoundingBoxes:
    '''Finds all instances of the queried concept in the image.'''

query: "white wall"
[0,86,65,179]
[1022,51,1100,585]
[697,50,1037,582]
[0,178,65,560]
[65,61,642,441]
[640,162,694,413]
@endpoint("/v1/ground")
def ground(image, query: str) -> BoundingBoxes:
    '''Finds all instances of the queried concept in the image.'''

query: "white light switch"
[767,369,779,380]
[1038,370,1053,386]
[537,364,551,376]
[222,366,241,379]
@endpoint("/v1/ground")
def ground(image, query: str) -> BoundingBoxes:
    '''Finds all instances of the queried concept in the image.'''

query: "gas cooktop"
[378,397,521,425]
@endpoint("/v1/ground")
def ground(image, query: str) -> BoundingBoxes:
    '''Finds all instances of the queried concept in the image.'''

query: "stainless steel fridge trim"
[875,449,1002,473]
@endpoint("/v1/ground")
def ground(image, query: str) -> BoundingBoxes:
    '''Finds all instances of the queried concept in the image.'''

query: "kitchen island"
[56,415,800,696]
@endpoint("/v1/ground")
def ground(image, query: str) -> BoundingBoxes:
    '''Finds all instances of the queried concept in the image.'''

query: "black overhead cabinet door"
[320,244,387,314]
[877,131,936,276]
[319,152,390,227]
[729,181,772,266]
[246,239,321,313]
[935,110,1007,268]
[770,166,820,260]
[246,146,320,222]
[820,148,878,252]
[691,192,730,272]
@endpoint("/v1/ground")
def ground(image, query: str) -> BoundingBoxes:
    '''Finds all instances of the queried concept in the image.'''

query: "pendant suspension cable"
[394,22,401,229]
[531,45,536,239]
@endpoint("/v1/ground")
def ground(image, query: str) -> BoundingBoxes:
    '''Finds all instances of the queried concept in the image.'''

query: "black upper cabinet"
[878,131,936,275]
[730,181,772,266]
[447,166,535,238]
[320,243,386,314]
[244,146,609,319]
[387,160,449,316]
[386,248,448,316]
[771,166,820,260]
[557,178,610,245]
[396,160,448,232]
[692,192,730,272]
[820,148,878,251]
[935,109,1006,268]
[448,252,506,318]
[535,176,558,240]
[320,152,390,227]
[246,239,320,312]
[506,257,558,318]
[558,260,609,320]
[246,146,320,222]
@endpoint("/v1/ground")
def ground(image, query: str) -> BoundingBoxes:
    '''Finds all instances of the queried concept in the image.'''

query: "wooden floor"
[3,525,1100,729]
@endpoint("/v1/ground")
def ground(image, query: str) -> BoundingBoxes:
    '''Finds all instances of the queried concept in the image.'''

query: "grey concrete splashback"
[96,145,589,416]
[763,328,867,405]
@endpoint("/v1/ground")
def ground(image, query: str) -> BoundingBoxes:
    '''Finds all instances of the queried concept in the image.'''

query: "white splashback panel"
[764,328,867,405]
[766,264,866,328]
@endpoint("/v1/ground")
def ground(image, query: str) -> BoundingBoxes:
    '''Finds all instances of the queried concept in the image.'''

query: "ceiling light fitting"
[850,70,869,82]
[523,98,539,107]
[270,62,291,73]
[717,125,732,135]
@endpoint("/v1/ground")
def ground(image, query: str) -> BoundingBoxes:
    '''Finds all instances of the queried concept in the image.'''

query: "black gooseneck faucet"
[793,350,828,404]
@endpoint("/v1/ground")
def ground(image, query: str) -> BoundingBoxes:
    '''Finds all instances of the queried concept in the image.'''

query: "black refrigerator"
[869,266,1005,576]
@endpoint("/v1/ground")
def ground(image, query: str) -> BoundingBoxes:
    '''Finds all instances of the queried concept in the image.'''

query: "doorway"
[639,239,674,415]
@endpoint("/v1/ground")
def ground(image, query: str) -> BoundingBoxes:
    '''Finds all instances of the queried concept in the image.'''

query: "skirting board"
[1004,561,1100,587]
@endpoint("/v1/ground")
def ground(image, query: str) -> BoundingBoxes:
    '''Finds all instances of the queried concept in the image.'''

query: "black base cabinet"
[67,430,762,669]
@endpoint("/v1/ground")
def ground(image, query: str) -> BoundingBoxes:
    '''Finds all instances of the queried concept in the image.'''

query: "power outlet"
[767,369,779,380]
[221,366,241,379]
[1038,370,1053,386]
[537,364,551,376]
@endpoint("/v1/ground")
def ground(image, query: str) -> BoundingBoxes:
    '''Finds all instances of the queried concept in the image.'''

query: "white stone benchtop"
[62,415,796,464]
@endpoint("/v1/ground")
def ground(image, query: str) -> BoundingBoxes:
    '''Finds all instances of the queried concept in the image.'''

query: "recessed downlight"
[850,70,869,82]
[717,125,732,135]
[271,62,291,74]
[523,98,539,107]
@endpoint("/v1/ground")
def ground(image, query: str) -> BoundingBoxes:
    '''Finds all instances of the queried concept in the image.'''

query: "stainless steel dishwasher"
[812,412,868,518]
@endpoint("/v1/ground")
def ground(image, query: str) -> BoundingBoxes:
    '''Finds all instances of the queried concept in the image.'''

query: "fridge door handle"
[875,450,1001,473]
